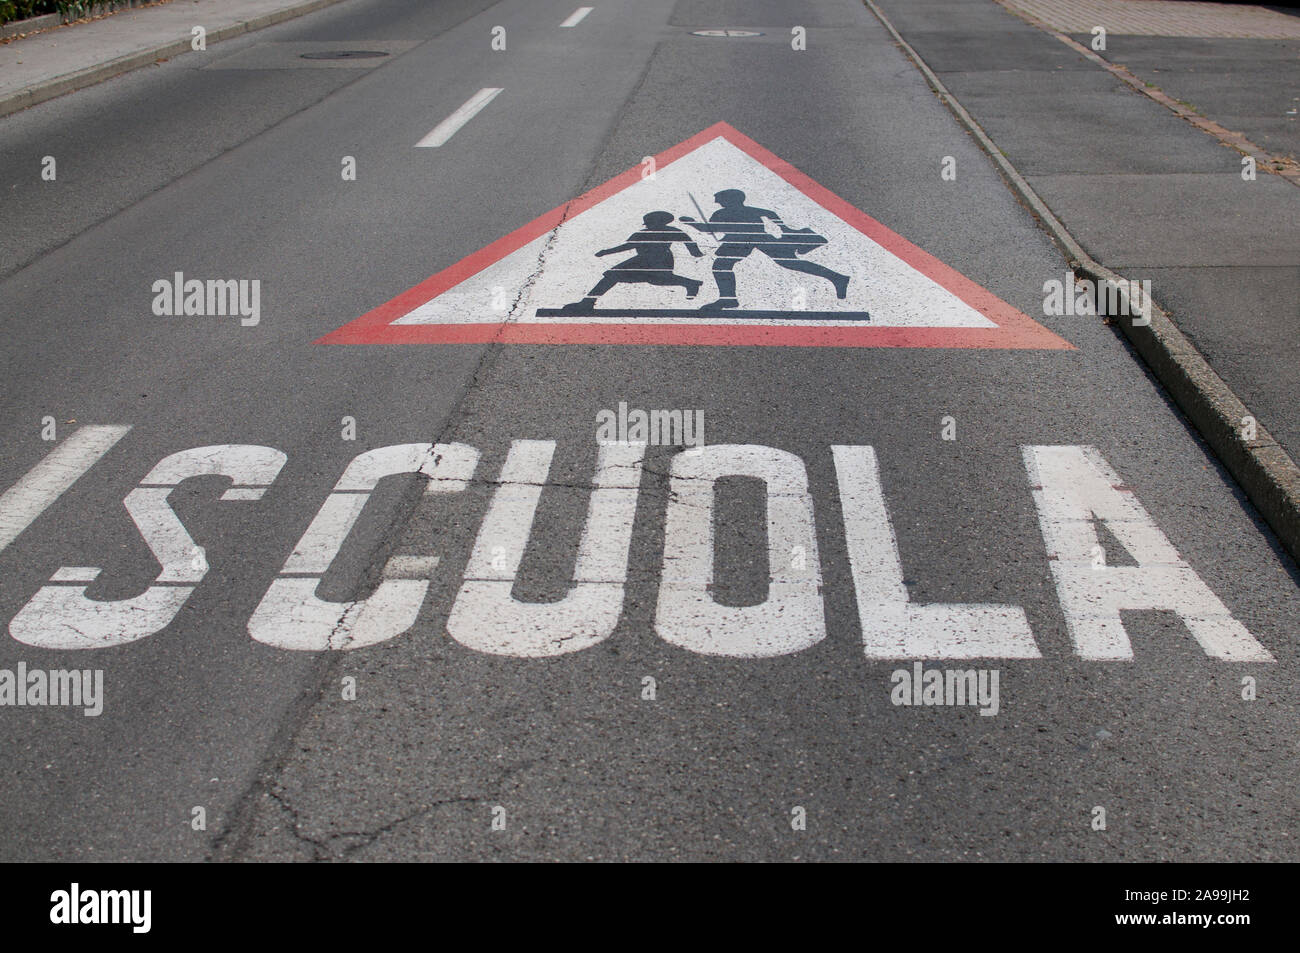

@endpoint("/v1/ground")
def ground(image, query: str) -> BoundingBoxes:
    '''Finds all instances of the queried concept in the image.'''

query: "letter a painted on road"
[319,122,1072,349]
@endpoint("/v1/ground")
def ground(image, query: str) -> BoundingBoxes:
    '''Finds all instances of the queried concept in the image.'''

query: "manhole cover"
[691,29,764,37]
[300,50,390,60]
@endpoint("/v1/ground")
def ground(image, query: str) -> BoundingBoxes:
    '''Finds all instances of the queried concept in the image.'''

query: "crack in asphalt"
[212,35,684,863]
[262,757,538,860]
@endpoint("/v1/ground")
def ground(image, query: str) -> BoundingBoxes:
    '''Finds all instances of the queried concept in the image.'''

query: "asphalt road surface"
[1,0,1298,862]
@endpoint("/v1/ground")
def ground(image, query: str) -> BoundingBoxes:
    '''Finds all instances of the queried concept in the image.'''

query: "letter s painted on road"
[10,445,286,649]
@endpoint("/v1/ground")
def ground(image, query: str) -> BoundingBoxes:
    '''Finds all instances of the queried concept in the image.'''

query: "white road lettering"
[447,439,645,657]
[4,438,1276,663]
[1023,445,1273,661]
[9,445,285,649]
[248,443,478,651]
[0,425,130,555]
[656,444,826,657]
[833,445,1039,659]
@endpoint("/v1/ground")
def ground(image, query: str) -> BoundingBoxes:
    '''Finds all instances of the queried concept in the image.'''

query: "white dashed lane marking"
[561,7,593,27]
[415,88,503,148]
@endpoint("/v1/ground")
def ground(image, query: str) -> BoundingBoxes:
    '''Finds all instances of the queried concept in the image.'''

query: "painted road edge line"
[561,7,593,27]
[0,425,131,554]
[416,88,504,148]
[860,0,1300,567]
[0,0,351,121]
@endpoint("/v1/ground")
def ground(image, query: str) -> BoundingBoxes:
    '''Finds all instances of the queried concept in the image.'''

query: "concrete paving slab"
[876,0,1050,34]
[898,28,1098,72]
[1029,172,1300,266]
[1140,264,1300,457]
[1075,36,1300,159]
[1004,0,1300,38]
[938,69,1242,173]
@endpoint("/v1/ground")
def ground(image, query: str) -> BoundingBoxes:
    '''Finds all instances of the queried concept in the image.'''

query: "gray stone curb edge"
[1,12,62,40]
[863,0,1300,567]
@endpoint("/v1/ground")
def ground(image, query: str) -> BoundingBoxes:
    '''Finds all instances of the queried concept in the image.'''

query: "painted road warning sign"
[319,123,1072,349]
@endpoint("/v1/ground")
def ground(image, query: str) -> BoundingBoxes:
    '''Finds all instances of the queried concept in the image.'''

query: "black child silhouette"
[680,189,849,311]
[559,211,704,314]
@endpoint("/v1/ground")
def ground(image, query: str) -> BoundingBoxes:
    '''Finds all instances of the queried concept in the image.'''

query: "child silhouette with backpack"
[559,211,704,313]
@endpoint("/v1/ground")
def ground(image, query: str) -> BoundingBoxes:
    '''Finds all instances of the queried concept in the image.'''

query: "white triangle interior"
[394,137,997,329]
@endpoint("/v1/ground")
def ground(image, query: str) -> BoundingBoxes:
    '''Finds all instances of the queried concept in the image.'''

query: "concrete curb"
[863,0,1300,567]
[2,0,158,40]
[0,0,348,119]
[0,13,61,40]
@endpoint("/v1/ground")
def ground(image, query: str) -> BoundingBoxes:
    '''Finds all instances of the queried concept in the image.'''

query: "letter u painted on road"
[446,439,646,657]
[248,443,478,651]
[10,445,286,649]
[655,444,826,657]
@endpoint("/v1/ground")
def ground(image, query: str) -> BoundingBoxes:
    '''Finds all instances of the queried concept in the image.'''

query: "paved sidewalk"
[1002,0,1300,166]
[1002,0,1300,38]
[873,0,1300,473]
[0,0,346,116]
[1087,36,1300,162]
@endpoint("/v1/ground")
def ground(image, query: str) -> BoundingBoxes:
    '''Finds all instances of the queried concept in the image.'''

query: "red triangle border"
[316,122,1073,350]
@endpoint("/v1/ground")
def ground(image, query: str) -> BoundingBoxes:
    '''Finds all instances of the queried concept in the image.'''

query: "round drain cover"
[691,29,764,37]
[300,50,390,60]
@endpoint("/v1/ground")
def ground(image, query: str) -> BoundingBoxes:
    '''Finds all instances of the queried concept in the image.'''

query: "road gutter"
[0,0,349,119]
[862,0,1300,567]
